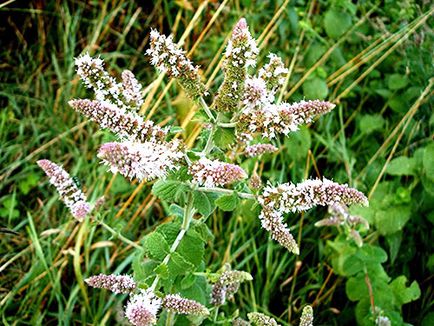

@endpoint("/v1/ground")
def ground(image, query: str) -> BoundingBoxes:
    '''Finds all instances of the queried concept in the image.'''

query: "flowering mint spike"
[125,290,162,326]
[299,305,314,326]
[258,210,299,255]
[37,159,91,221]
[121,70,144,110]
[244,143,277,157]
[258,53,288,93]
[85,274,136,294]
[146,30,206,101]
[69,99,167,143]
[247,312,280,326]
[75,53,129,109]
[258,178,367,253]
[188,158,247,187]
[98,141,183,182]
[214,18,259,112]
[211,269,253,306]
[162,294,209,316]
[238,100,336,139]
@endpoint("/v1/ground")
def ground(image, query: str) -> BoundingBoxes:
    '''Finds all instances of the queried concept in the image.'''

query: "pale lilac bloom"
[37,159,91,221]
[121,70,144,110]
[189,158,247,187]
[146,29,205,100]
[247,312,280,326]
[244,143,278,157]
[258,178,368,253]
[211,269,253,306]
[258,53,288,92]
[85,274,136,294]
[162,294,209,316]
[125,290,162,326]
[69,99,167,143]
[98,140,183,181]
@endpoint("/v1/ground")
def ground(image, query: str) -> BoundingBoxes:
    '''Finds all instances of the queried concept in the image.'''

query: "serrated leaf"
[154,263,169,279]
[177,230,205,268]
[191,220,214,242]
[213,127,236,149]
[386,156,417,176]
[215,193,239,212]
[193,191,214,217]
[156,219,182,245]
[390,276,421,306]
[152,180,187,202]
[167,251,195,277]
[143,231,170,260]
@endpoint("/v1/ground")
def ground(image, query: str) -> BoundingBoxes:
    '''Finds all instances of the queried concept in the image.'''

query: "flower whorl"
[37,159,91,221]
[247,312,280,326]
[258,53,288,93]
[299,305,314,326]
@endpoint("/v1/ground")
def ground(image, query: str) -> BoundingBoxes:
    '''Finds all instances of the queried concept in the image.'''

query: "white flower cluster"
[225,18,259,68]
[243,77,274,110]
[239,99,336,139]
[258,178,368,253]
[258,53,288,92]
[69,99,167,144]
[162,294,209,316]
[189,158,247,188]
[125,290,162,326]
[37,159,91,221]
[299,305,314,326]
[98,140,183,182]
[85,274,136,294]
[121,70,144,110]
[146,29,205,100]
[75,53,143,111]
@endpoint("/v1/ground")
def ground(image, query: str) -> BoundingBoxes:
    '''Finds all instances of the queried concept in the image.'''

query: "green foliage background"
[0,0,432,325]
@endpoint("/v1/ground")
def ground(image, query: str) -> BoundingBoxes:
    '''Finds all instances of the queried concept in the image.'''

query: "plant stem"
[217,122,237,128]
[150,193,196,291]
[203,125,216,154]
[96,219,143,250]
[199,97,216,122]
[196,186,256,199]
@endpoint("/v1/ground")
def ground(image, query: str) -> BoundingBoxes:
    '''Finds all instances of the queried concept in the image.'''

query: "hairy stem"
[200,97,216,122]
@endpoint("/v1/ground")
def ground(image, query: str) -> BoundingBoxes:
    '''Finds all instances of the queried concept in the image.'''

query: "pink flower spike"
[37,159,91,221]
[125,290,162,326]
[85,273,136,294]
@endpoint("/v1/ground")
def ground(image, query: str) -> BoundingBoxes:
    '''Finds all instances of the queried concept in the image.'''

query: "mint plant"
[37,18,374,326]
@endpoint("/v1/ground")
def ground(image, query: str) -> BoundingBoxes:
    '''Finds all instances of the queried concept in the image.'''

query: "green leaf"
[386,156,417,176]
[390,276,421,306]
[191,220,214,242]
[154,263,169,279]
[213,127,236,149]
[324,9,352,38]
[302,77,328,100]
[143,231,170,260]
[374,206,412,235]
[284,126,311,161]
[215,193,239,212]
[388,74,408,90]
[177,230,205,268]
[167,252,195,277]
[358,114,385,135]
[152,180,188,202]
[423,143,434,181]
[192,191,213,217]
